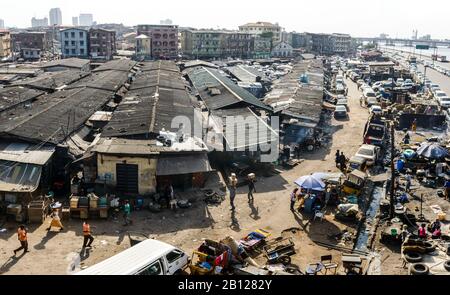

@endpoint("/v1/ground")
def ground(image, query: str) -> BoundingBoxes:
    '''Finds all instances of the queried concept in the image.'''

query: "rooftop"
[0,87,44,113]
[39,58,90,70]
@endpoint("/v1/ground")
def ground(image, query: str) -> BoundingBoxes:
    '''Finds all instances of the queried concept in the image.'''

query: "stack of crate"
[28,200,46,224]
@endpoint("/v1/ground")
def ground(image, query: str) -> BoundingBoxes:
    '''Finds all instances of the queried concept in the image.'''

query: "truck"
[363,117,386,148]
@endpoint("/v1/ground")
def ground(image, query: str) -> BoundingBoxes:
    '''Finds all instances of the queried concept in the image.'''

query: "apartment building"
[137,24,178,59]
[60,28,89,58]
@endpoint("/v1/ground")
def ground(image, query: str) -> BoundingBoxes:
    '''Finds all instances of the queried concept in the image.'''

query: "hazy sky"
[1,0,449,39]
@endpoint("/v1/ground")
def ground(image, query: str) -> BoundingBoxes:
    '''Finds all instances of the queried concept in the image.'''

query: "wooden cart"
[188,251,216,275]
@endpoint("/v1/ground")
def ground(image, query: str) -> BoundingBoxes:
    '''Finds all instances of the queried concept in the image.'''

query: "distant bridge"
[354,37,450,47]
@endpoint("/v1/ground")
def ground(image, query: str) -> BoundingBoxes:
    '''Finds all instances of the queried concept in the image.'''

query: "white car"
[369,105,383,115]
[355,144,380,166]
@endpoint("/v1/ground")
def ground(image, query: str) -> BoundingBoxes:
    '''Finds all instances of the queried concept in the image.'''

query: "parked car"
[369,105,383,115]
[75,239,189,275]
[337,98,349,111]
[396,78,405,86]
[357,79,365,87]
[363,121,386,147]
[334,105,348,119]
[355,144,381,166]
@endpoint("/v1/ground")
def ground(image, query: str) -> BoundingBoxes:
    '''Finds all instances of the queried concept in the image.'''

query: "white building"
[49,8,62,26]
[271,41,293,58]
[79,14,94,27]
[31,17,49,28]
[72,17,79,26]
[135,34,151,60]
[0,19,4,29]
[238,21,282,43]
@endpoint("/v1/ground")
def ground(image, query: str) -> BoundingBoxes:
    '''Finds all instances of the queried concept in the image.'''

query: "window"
[79,32,84,38]
[80,48,85,54]
[64,32,69,38]
[80,41,84,46]
[64,41,69,46]
[71,49,76,54]
[166,250,183,263]
[71,41,76,46]
[71,32,75,38]
[65,49,69,54]
[138,261,162,275]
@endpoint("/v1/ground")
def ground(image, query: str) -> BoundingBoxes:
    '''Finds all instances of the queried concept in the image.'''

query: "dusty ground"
[0,78,371,275]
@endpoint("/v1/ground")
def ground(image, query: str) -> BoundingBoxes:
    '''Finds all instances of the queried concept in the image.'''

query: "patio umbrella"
[294,174,326,191]
[416,142,449,159]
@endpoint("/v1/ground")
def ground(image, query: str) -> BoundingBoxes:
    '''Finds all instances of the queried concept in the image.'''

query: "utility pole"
[389,122,396,219]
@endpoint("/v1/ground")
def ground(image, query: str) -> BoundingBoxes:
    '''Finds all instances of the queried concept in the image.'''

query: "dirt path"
[0,78,370,275]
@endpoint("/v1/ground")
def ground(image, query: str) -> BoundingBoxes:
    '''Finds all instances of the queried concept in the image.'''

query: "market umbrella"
[294,174,326,191]
[416,142,449,159]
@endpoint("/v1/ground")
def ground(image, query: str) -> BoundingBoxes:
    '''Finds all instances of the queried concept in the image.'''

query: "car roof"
[75,239,177,275]
[335,105,347,110]
[359,144,377,150]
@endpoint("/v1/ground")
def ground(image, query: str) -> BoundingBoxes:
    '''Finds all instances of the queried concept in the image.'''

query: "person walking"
[444,176,450,201]
[411,119,417,132]
[13,225,29,255]
[335,150,340,168]
[123,200,132,226]
[290,188,299,211]
[82,220,94,248]
[247,175,256,202]
[405,173,412,192]
[339,152,347,172]
[229,173,238,210]
[47,209,64,232]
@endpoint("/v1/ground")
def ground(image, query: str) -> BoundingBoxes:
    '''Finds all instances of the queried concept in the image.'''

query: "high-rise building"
[31,17,49,28]
[72,17,79,26]
[0,19,4,29]
[79,14,94,26]
[137,24,179,59]
[49,8,62,26]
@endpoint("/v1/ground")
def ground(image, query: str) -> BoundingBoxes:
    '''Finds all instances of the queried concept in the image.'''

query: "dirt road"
[0,78,370,275]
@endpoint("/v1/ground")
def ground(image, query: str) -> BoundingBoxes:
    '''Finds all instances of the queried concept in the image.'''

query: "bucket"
[391,228,398,236]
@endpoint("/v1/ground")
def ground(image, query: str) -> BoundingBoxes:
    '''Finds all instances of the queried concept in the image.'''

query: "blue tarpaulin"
[417,142,449,159]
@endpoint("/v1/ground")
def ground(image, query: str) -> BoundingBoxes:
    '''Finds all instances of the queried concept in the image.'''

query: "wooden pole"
[390,122,395,219]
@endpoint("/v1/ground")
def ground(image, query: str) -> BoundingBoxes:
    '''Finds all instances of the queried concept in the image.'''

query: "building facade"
[60,28,89,58]
[251,35,272,59]
[239,21,282,43]
[0,30,12,59]
[224,32,253,59]
[11,32,49,52]
[135,34,151,60]
[181,29,226,59]
[31,17,49,28]
[89,28,116,60]
[271,41,293,57]
[0,19,4,29]
[137,24,179,59]
[330,33,351,55]
[72,17,79,26]
[49,8,62,26]
[79,14,94,27]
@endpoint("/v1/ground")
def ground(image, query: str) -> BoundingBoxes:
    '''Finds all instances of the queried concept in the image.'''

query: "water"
[354,186,384,252]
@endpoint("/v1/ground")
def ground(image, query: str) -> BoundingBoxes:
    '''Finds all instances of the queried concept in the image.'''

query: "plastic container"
[70,196,79,209]
[391,228,398,236]
[78,197,89,208]
[438,212,446,221]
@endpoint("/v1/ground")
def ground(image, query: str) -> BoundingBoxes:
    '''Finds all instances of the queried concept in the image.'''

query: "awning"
[156,153,212,176]
[0,160,42,192]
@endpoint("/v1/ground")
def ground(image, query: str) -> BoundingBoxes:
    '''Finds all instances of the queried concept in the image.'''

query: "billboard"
[416,45,430,50]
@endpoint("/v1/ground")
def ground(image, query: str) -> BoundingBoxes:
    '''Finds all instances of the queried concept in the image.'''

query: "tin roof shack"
[264,59,324,146]
[38,58,91,73]
[185,66,278,164]
[226,65,269,98]
[0,142,55,218]
[96,60,212,195]
[367,61,395,81]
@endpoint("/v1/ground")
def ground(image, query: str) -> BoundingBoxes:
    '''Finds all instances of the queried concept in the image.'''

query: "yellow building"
[0,30,12,59]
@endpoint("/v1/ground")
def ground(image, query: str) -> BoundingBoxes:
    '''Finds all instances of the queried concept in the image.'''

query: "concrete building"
[271,41,293,57]
[49,8,62,26]
[79,14,94,27]
[72,17,79,26]
[309,33,352,55]
[137,24,179,59]
[331,33,351,55]
[251,35,272,59]
[135,34,151,59]
[89,28,116,60]
[11,32,49,60]
[60,28,89,58]
[239,21,282,43]
[0,30,12,59]
[223,32,253,59]
[181,29,226,59]
[292,32,312,50]
[0,19,4,29]
[31,17,49,28]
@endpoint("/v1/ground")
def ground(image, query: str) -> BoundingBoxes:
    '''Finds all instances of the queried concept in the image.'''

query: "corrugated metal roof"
[0,87,44,113]
[187,67,271,111]
[0,160,42,192]
[0,142,54,165]
[11,70,89,91]
[66,70,131,92]
[39,58,90,69]
[93,59,137,72]
[156,153,212,176]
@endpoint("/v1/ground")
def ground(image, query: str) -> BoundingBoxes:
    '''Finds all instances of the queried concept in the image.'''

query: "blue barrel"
[304,195,317,213]
[396,159,405,172]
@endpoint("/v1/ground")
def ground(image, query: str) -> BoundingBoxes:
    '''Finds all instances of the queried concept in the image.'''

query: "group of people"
[228,173,257,211]
[335,150,348,172]
[417,219,442,240]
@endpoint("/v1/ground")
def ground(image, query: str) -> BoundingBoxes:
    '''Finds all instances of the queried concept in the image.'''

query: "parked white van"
[75,239,189,275]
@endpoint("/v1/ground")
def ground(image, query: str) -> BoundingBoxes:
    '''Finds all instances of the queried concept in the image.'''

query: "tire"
[423,241,436,253]
[278,255,291,265]
[404,252,423,263]
[444,260,450,272]
[285,265,302,275]
[410,263,429,275]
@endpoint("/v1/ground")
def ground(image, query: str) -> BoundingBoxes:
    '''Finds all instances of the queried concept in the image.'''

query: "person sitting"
[432,228,442,239]
[430,219,441,233]
[418,223,427,239]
